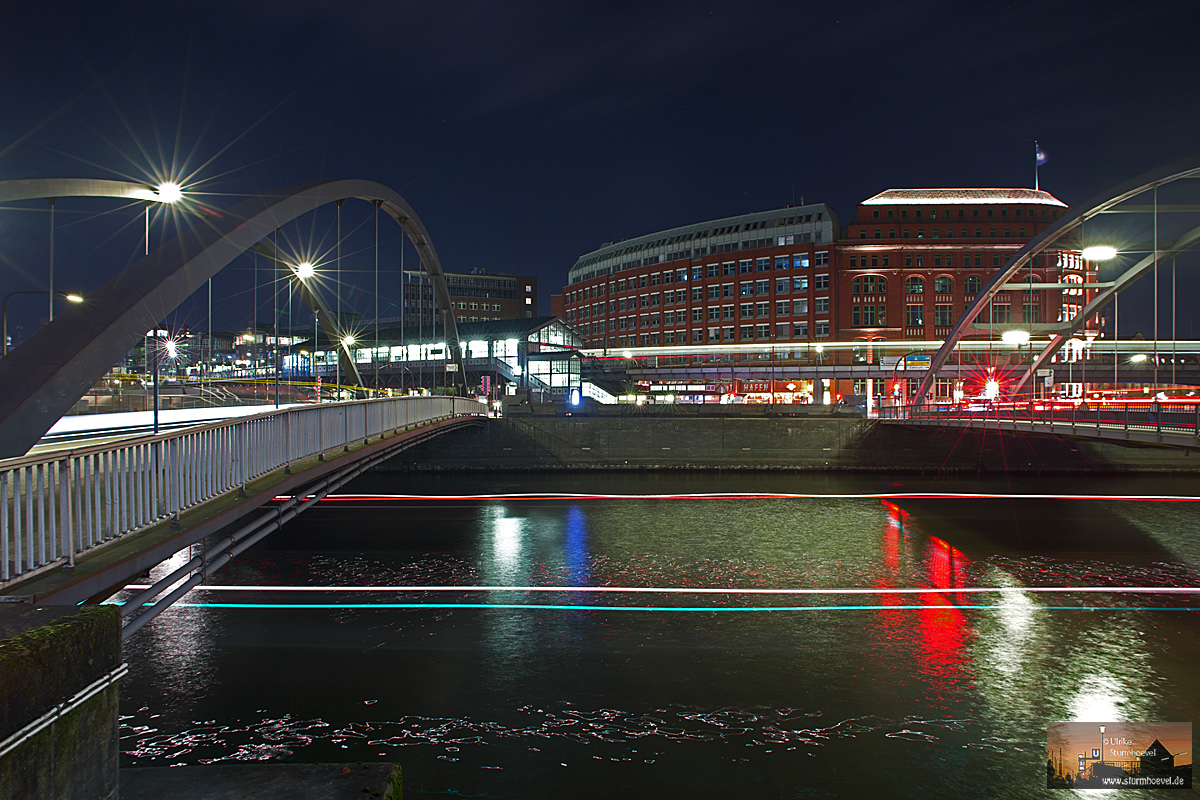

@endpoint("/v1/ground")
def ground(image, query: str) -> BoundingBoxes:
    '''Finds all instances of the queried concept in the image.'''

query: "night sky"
[2,0,1198,337]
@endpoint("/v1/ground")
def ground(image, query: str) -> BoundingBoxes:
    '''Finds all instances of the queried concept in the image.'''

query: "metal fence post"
[59,460,74,567]
[172,438,182,528]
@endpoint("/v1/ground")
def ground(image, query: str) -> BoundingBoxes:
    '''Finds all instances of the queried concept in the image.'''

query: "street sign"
[1037,368,1053,377]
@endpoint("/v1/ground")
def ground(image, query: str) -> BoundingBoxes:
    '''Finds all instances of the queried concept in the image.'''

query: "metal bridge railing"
[1,395,481,586]
[880,400,1200,445]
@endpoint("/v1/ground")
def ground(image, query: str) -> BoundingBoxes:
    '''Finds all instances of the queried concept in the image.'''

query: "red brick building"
[561,188,1091,404]
[563,203,840,350]
[838,188,1083,346]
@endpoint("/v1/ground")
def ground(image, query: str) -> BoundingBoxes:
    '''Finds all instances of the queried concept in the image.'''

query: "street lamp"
[1081,245,1119,390]
[3,290,83,356]
[341,335,356,400]
[145,182,184,255]
[1001,329,1032,399]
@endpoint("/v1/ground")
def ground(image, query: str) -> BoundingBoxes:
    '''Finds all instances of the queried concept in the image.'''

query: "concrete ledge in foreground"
[120,763,401,800]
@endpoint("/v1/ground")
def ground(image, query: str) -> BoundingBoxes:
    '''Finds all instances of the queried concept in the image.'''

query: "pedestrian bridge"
[0,395,483,633]
[880,400,1200,451]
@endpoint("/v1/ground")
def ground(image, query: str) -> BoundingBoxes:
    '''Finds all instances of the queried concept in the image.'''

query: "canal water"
[118,472,1200,798]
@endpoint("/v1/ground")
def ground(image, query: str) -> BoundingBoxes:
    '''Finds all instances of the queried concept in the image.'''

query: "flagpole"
[1035,139,1039,191]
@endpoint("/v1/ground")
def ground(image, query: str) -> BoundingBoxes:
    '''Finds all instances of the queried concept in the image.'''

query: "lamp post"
[342,335,356,445]
[342,335,356,401]
[294,261,316,399]
[3,290,82,356]
[1001,329,1031,399]
[1081,245,1118,395]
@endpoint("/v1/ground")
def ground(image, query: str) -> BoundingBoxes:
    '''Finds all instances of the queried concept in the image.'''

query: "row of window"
[568,276,833,320]
[605,319,833,347]
[859,227,1032,241]
[848,275,987,295]
[605,297,833,329]
[847,253,1008,269]
[891,303,1043,328]
[842,299,1048,329]
[454,301,503,311]
[567,253,830,301]
[866,206,1058,221]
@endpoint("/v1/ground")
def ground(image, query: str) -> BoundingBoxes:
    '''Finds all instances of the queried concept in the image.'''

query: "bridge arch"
[0,179,466,458]
[0,178,367,388]
[916,157,1200,402]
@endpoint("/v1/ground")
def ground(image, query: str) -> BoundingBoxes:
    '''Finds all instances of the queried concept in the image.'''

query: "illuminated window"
[934,276,953,293]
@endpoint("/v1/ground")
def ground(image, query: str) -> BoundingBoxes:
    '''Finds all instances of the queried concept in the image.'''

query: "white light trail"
[121,584,1200,596]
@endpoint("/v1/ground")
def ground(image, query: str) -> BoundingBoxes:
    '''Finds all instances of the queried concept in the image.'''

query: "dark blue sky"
[2,0,1197,336]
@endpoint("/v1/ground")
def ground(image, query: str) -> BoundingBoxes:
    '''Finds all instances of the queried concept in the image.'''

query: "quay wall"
[380,416,1200,473]
[0,605,121,800]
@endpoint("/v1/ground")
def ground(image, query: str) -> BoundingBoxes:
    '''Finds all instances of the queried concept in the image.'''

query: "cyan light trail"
[119,602,1200,613]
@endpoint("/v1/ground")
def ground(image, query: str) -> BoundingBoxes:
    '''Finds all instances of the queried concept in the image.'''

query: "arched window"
[906,276,924,294]
[851,277,862,293]
[964,275,982,294]
[934,275,953,294]
[877,276,888,294]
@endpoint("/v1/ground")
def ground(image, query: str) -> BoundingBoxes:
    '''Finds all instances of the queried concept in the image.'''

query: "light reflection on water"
[118,473,1200,798]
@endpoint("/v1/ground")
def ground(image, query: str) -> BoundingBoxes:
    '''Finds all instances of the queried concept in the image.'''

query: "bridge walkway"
[880,400,1200,451]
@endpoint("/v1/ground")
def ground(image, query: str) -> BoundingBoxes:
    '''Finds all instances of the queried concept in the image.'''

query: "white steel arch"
[0,179,466,458]
[915,157,1200,403]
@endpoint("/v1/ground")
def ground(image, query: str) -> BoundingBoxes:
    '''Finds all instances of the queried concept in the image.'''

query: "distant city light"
[1081,245,1118,261]
[984,378,1000,400]
[341,335,356,347]
[1130,353,1148,363]
[295,261,315,280]
[155,182,183,204]
[1001,329,1030,346]
[164,338,178,359]
[65,293,83,303]
[570,389,580,406]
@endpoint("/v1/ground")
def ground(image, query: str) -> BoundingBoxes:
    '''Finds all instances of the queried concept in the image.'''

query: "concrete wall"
[382,416,1200,473]
[0,605,121,800]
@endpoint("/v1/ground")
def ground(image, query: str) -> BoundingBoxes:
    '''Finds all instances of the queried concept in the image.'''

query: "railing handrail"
[1,395,481,586]
[0,396,456,470]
